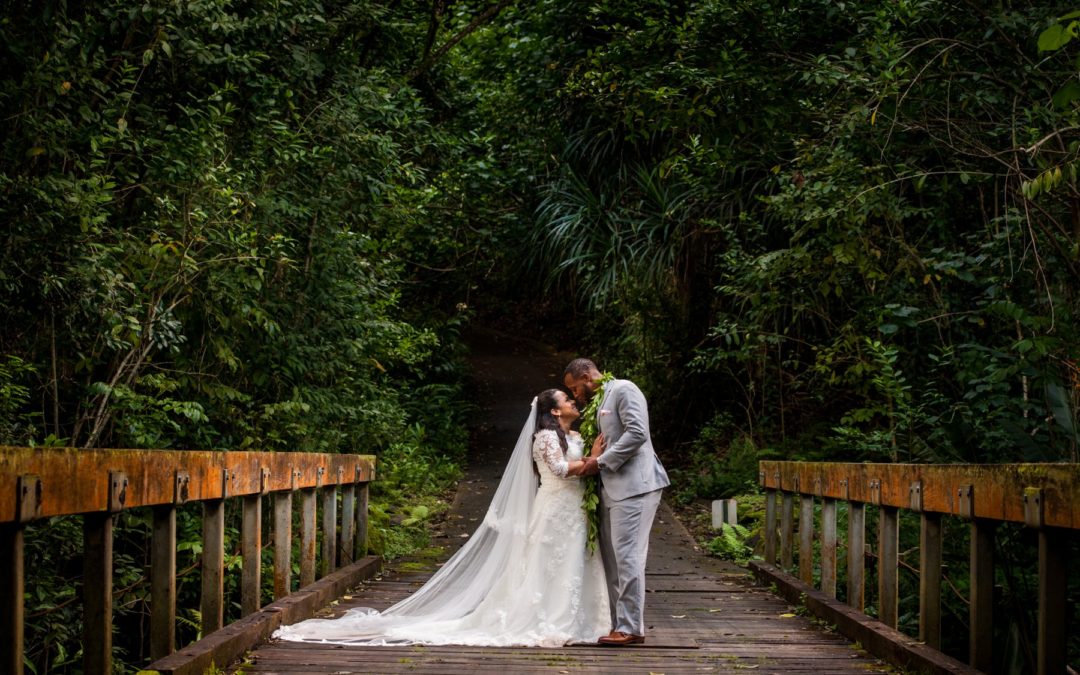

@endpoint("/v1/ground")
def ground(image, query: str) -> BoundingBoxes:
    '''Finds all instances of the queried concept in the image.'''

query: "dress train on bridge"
[273,399,609,647]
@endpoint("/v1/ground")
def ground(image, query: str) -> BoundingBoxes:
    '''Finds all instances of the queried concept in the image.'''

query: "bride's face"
[552,391,580,423]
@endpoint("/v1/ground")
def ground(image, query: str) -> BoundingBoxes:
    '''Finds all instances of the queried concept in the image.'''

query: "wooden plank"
[300,489,317,587]
[273,491,292,599]
[0,447,375,522]
[242,495,262,617]
[877,506,899,629]
[759,461,1080,528]
[151,505,177,659]
[83,512,113,675]
[820,498,836,597]
[0,523,24,675]
[356,483,369,559]
[764,489,777,565]
[798,495,814,585]
[969,518,994,671]
[918,512,942,649]
[320,486,337,578]
[201,499,225,634]
[1037,527,1067,675]
[780,492,794,570]
[340,484,355,566]
[847,501,865,611]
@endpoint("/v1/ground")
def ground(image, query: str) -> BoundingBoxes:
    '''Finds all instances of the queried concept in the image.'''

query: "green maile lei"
[578,371,613,554]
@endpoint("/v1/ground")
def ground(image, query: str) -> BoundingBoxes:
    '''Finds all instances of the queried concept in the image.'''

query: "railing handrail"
[1,446,375,521]
[1,446,378,675]
[757,460,1077,675]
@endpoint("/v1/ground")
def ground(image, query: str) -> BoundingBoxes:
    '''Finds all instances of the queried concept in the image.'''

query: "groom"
[565,358,670,646]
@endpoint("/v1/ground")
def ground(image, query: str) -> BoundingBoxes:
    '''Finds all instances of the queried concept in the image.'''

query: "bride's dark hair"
[535,388,569,455]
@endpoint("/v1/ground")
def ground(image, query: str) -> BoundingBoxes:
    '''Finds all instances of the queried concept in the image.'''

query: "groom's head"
[563,358,602,406]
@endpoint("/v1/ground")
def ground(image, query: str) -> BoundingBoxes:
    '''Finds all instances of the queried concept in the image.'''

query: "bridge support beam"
[151,505,177,659]
[0,523,24,675]
[877,506,899,629]
[968,518,994,672]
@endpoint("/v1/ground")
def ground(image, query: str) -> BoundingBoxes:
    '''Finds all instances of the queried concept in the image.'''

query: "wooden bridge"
[2,446,1078,674]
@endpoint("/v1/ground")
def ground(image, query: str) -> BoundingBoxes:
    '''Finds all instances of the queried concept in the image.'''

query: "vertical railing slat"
[764,489,778,565]
[340,484,356,567]
[919,512,942,649]
[273,492,292,599]
[201,499,225,634]
[969,518,994,672]
[150,505,177,659]
[780,492,794,571]
[320,486,337,577]
[1037,527,1067,675]
[356,482,369,560]
[241,495,262,616]
[83,512,113,675]
[300,488,317,587]
[798,495,814,585]
[0,523,25,675]
[820,498,837,597]
[877,505,899,629]
[847,501,865,611]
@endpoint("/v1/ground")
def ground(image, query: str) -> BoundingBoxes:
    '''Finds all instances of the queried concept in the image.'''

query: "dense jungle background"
[2,0,1079,671]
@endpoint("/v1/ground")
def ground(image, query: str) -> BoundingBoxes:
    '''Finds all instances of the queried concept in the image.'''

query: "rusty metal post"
[847,500,865,611]
[273,491,292,599]
[918,512,942,649]
[798,495,814,585]
[969,518,994,672]
[340,483,356,567]
[150,505,176,659]
[820,498,837,597]
[764,489,778,565]
[780,492,794,571]
[877,506,899,629]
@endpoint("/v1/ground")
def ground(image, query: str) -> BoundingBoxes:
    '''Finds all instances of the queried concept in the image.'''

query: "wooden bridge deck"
[244,501,891,674]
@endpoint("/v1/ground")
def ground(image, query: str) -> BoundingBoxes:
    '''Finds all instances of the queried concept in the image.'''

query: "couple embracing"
[275,358,669,647]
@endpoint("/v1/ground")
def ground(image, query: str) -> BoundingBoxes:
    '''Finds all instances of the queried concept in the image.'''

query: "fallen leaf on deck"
[670,614,687,619]
[779,613,797,618]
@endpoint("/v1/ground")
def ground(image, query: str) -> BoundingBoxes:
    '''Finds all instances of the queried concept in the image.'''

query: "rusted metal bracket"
[909,481,923,512]
[813,476,824,497]
[16,474,42,523]
[868,479,881,505]
[291,468,301,490]
[839,478,850,501]
[956,485,974,519]
[175,471,190,504]
[260,468,271,495]
[1023,487,1044,528]
[108,471,128,512]
[315,466,326,489]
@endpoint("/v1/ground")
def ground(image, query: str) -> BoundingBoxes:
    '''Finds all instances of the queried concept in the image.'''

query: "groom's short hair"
[564,358,597,378]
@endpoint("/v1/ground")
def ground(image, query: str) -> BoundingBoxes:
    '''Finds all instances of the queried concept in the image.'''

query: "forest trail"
[244,328,893,673]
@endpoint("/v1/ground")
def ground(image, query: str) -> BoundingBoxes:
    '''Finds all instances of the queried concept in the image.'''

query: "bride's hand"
[591,432,606,457]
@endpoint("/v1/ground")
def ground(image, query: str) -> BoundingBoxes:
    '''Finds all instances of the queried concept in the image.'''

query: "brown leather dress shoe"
[597,631,645,646]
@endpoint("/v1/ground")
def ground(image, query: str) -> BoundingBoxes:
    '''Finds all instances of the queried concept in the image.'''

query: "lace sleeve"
[534,430,569,478]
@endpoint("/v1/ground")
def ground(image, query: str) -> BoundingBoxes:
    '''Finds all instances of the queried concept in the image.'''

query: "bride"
[273,389,610,647]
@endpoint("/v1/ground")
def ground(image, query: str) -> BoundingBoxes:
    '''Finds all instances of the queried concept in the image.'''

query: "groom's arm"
[597,383,649,473]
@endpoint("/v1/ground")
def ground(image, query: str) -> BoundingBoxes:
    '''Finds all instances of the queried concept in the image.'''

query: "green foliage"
[705,523,753,564]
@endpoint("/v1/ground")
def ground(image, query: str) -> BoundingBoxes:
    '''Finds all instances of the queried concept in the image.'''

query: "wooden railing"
[0,446,376,675]
[755,462,1078,675]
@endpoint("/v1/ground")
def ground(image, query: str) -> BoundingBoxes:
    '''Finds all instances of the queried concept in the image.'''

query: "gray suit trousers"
[598,487,663,636]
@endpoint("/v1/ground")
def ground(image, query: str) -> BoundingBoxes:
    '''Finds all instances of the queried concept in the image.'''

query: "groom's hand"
[581,456,601,476]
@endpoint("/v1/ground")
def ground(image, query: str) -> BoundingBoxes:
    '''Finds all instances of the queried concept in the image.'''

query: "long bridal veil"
[273,398,541,644]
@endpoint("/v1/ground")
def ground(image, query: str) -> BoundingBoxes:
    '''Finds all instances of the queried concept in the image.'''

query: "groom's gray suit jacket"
[595,379,670,501]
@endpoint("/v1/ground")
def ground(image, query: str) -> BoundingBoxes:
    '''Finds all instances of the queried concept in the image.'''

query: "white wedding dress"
[273,402,610,648]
